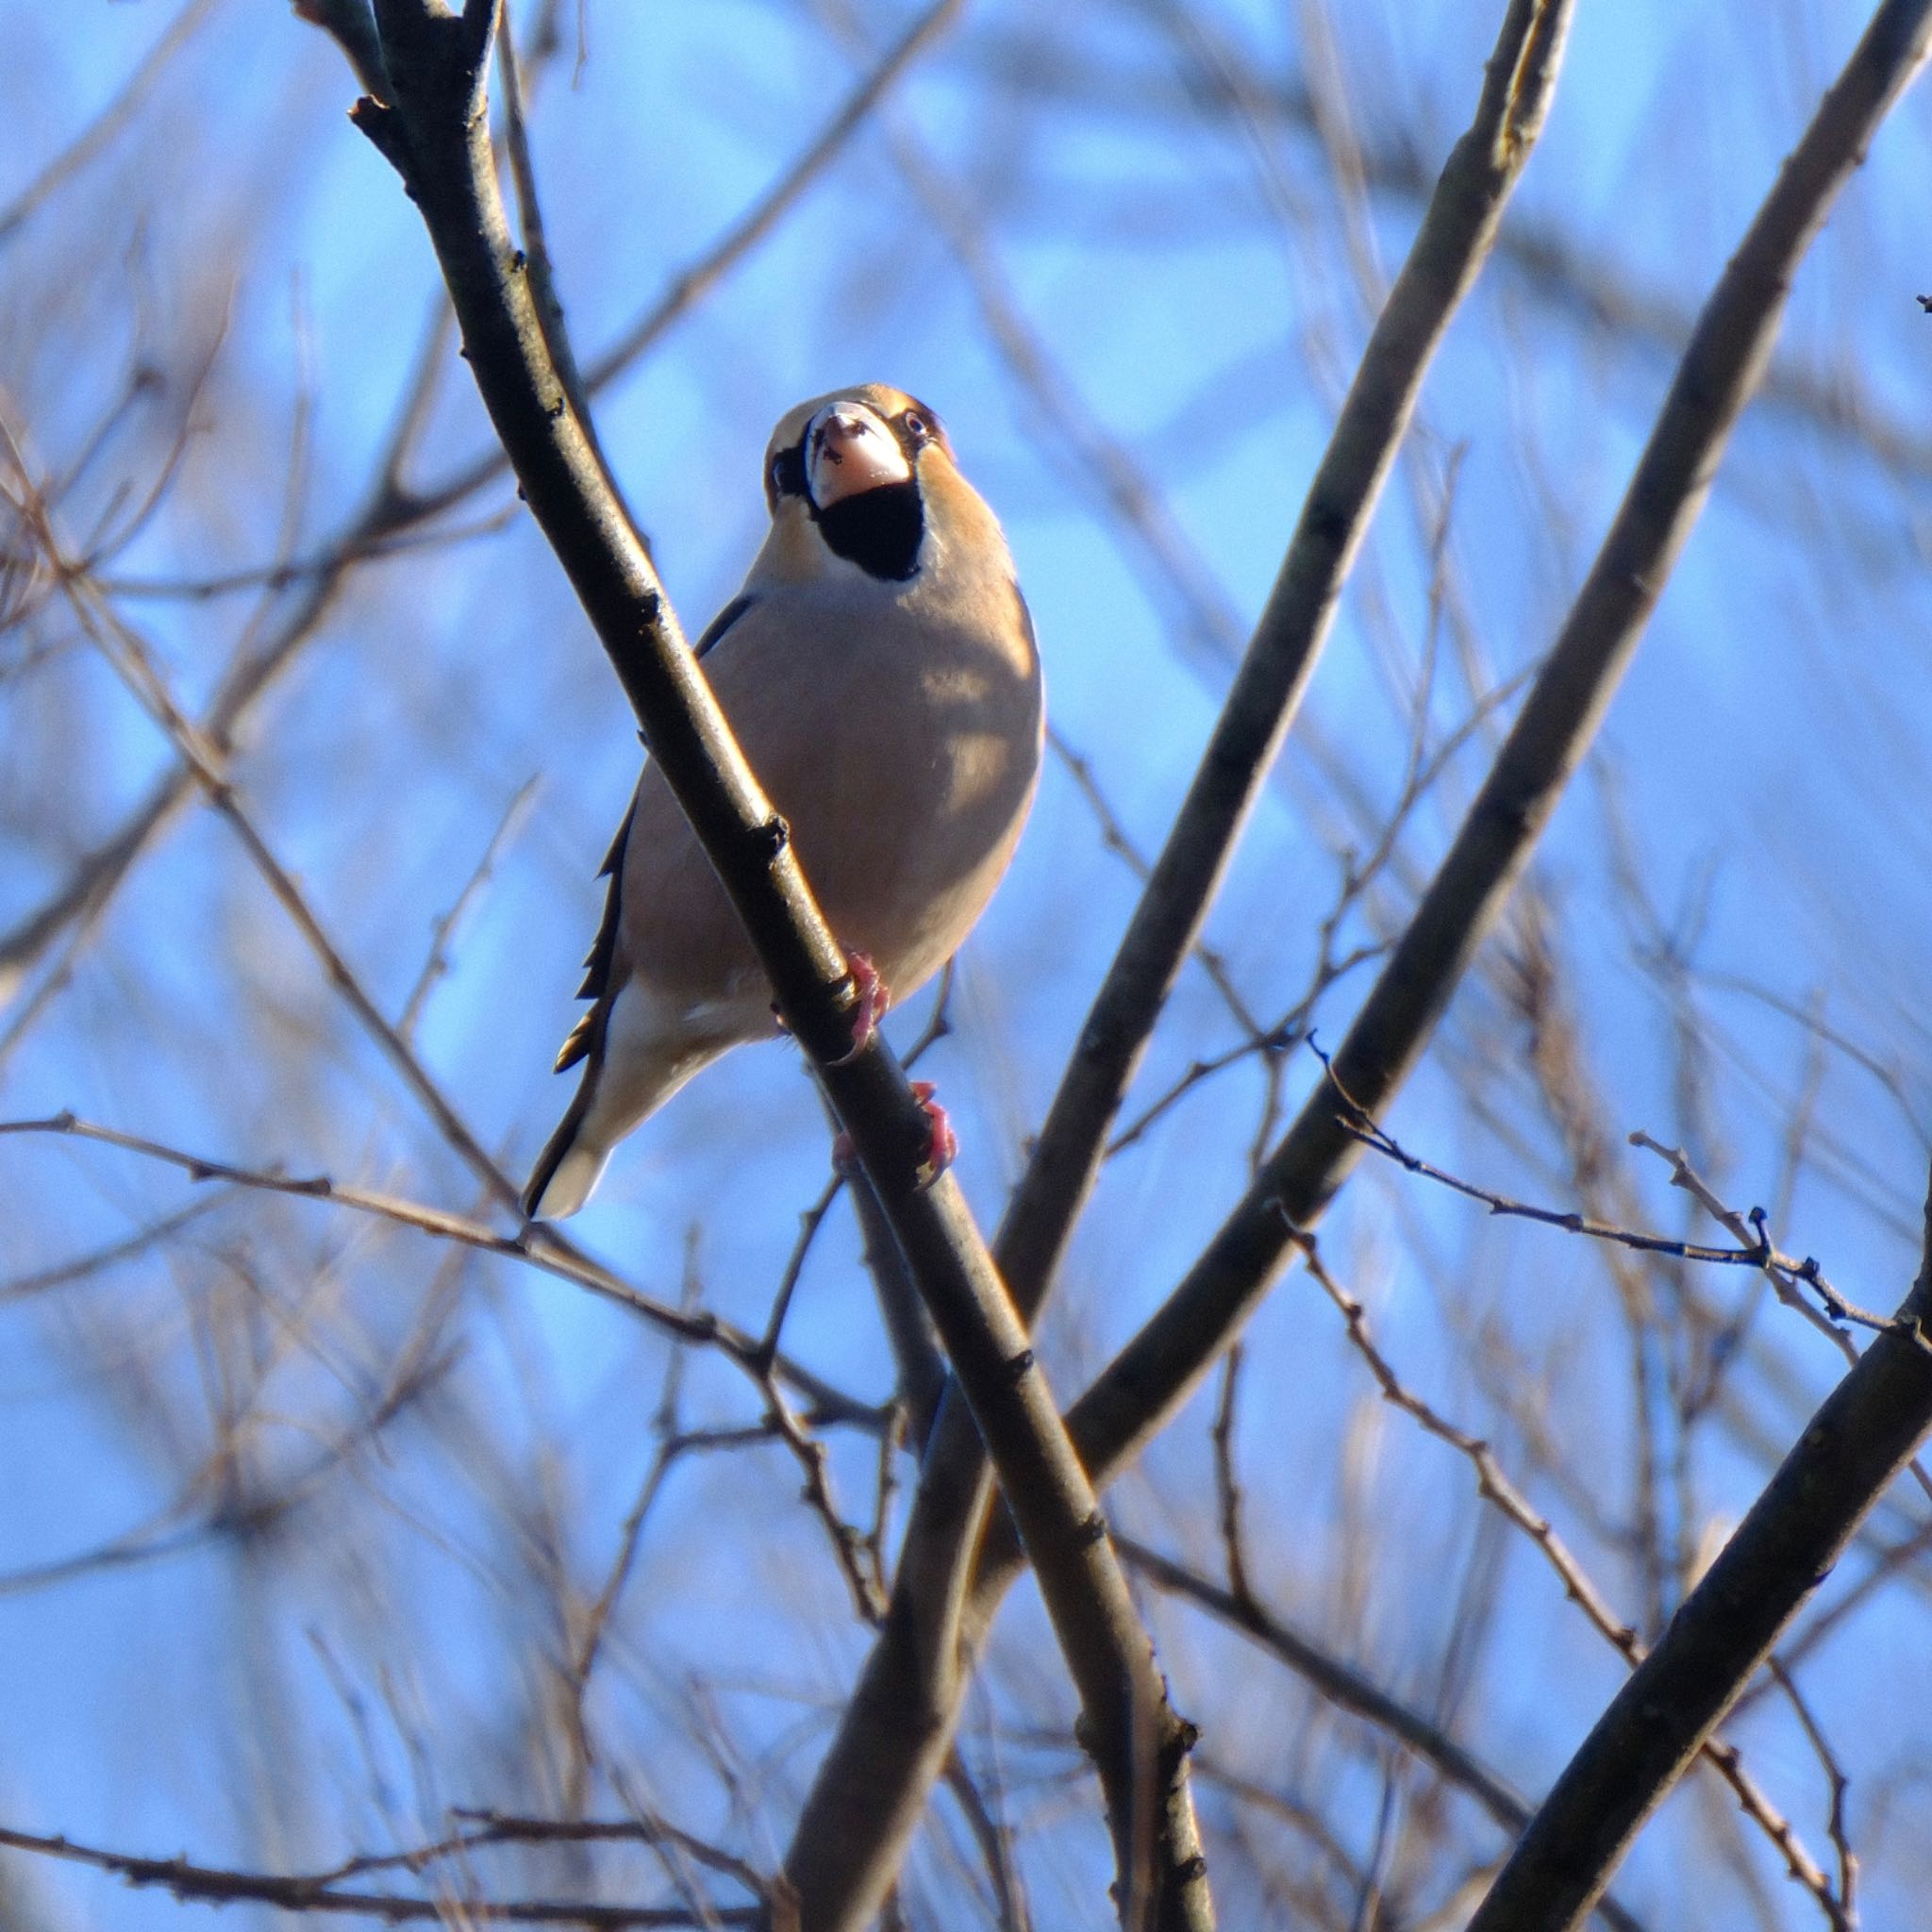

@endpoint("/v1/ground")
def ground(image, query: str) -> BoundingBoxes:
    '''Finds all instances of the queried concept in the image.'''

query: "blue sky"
[4,1,1932,1925]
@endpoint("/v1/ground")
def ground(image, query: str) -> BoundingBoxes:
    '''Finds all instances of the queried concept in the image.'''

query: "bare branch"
[397,773,541,1041]
[358,6,1209,1918]
[0,1820,757,1925]
[1463,1145,1932,1930]
[1118,1542,1649,1932]
[780,8,1576,1920]
[1287,1215,1844,1923]
[1335,1083,1893,1329]
[0,1111,878,1424]
[994,0,1574,1315]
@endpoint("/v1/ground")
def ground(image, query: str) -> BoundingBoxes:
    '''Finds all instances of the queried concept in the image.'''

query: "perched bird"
[523,385,1044,1220]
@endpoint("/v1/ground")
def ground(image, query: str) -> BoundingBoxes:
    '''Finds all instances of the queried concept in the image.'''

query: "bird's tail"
[522,1095,609,1221]
[523,986,739,1219]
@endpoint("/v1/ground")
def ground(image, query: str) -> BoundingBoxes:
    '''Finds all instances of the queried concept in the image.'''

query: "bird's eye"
[901,411,928,443]
[769,444,808,499]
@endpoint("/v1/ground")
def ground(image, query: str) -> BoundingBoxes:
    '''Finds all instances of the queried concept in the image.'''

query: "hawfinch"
[523,386,1044,1220]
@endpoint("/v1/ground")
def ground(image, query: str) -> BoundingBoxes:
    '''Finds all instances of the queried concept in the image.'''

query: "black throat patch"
[814,478,924,582]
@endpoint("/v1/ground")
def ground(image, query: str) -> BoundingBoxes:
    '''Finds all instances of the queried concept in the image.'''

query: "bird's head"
[758,385,968,585]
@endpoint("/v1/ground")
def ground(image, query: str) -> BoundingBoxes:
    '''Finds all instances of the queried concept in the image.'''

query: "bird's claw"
[828,1079,958,1190]
[909,1080,957,1188]
[828,951,890,1065]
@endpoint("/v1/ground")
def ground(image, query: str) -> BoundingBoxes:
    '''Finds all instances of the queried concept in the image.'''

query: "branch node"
[347,95,408,175]
[752,814,790,862]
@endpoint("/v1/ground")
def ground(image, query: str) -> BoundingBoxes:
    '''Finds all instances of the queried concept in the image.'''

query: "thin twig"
[1282,1212,1846,1924]
[0,1820,756,1926]
[0,1112,881,1424]
[1628,1131,1893,1331]
[1330,1081,1893,1329]
[398,774,542,1041]
[1209,1345,1252,1609]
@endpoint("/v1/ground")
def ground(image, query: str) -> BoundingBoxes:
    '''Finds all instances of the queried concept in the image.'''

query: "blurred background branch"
[3,1,1932,1928]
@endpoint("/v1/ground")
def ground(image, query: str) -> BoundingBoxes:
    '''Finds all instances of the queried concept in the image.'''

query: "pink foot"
[829,951,891,1065]
[910,1080,957,1187]
[828,1081,958,1190]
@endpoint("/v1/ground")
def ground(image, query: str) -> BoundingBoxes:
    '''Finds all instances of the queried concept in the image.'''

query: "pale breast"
[620,577,1042,1013]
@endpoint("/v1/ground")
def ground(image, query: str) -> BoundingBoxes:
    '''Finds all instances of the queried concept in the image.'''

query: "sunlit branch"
[1466,1143,1932,1931]
[356,4,1209,1919]
[780,6,1575,1924]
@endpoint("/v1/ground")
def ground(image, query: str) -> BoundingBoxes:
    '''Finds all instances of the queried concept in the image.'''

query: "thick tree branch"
[1466,1156,1932,1931]
[358,5,1208,1923]
[995,0,1572,1312]
[780,5,1574,1923]
[1058,0,1932,1495]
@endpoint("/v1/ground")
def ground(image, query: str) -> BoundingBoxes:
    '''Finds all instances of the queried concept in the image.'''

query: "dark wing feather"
[694,592,755,659]
[1010,578,1037,656]
[551,595,756,1075]
[522,1075,593,1216]
[554,805,634,1073]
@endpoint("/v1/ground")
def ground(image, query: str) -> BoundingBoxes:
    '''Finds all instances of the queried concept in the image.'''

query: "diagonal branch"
[1055,0,1932,1503]
[778,6,1574,1924]
[996,0,1572,1312]
[1465,1152,1932,1931]
[0,1110,877,1424]
[0,1819,755,1926]
[357,5,1208,1922]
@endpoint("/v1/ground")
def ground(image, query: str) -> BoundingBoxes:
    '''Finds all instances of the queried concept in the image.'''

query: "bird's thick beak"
[806,403,911,508]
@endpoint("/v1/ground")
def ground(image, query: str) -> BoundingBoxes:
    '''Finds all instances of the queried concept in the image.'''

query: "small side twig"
[398,774,541,1040]
[1629,1130,1892,1331]
[1766,1659,1858,1924]
[1324,1059,1895,1333]
[1210,1345,1252,1609]
[0,1818,758,1924]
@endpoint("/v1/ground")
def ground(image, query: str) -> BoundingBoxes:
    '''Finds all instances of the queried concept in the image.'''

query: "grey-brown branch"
[355,2,1208,1924]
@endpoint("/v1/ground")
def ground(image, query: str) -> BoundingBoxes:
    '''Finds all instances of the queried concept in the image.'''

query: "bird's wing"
[694,593,755,659]
[553,805,634,1072]
[553,592,760,1074]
